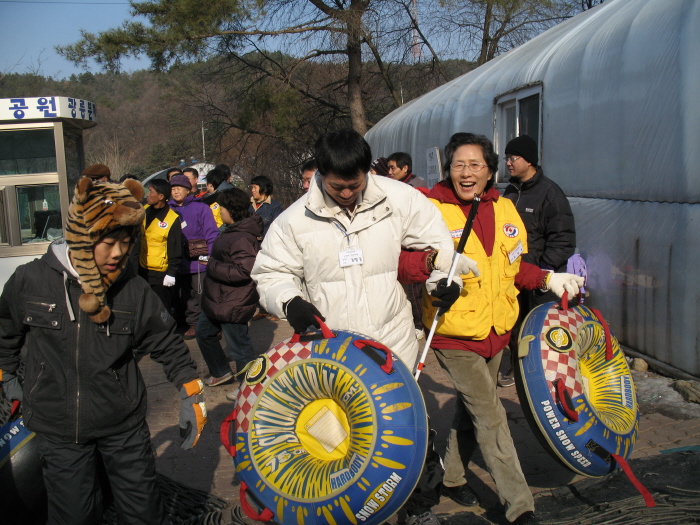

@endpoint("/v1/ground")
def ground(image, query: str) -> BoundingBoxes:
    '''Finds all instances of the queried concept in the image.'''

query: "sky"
[1,0,149,79]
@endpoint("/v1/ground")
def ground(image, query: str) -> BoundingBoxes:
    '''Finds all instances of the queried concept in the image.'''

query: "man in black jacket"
[0,177,206,524]
[503,135,576,300]
[502,135,576,385]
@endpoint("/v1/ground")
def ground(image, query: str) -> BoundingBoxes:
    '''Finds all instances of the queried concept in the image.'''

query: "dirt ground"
[143,318,700,524]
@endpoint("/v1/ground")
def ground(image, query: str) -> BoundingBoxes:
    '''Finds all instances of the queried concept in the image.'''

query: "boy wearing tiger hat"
[0,176,207,524]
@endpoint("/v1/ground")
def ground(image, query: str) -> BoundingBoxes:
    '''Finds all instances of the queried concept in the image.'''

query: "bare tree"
[419,0,579,66]
[86,135,136,180]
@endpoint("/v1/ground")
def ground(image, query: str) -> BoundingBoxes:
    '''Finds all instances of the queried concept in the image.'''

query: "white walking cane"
[414,196,480,381]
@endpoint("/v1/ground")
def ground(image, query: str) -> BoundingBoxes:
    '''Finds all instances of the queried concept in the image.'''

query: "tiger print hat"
[65,176,145,324]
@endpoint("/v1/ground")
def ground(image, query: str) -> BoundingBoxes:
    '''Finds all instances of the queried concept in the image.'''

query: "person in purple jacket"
[196,188,263,393]
[168,174,220,339]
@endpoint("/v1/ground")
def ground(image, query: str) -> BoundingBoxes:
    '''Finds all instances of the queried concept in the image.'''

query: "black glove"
[285,296,325,333]
[430,278,461,313]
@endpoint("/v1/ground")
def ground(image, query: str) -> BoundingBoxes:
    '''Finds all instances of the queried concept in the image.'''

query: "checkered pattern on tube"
[540,307,586,400]
[235,338,312,433]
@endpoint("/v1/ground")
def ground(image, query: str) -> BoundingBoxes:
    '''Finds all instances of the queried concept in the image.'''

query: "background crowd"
[1,130,582,525]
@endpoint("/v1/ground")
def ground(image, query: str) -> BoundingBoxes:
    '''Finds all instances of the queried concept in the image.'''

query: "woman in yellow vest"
[138,178,183,313]
[399,133,583,525]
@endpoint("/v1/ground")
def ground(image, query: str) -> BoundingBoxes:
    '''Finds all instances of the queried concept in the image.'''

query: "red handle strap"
[10,400,20,419]
[559,291,583,311]
[353,340,394,374]
[289,315,335,343]
[220,407,238,457]
[240,481,274,521]
[553,378,579,422]
[591,308,614,361]
[610,453,656,507]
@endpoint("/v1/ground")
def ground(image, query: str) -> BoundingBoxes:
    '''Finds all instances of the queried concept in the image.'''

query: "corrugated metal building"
[365,0,700,375]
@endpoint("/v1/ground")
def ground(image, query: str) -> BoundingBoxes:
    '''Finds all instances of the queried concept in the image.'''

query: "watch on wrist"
[427,250,438,272]
[540,270,553,292]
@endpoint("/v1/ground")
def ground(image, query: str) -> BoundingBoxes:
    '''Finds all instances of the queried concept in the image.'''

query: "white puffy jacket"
[251,173,454,367]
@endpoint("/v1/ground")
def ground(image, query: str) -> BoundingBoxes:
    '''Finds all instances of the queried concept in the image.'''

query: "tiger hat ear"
[74,176,94,204]
[122,178,144,202]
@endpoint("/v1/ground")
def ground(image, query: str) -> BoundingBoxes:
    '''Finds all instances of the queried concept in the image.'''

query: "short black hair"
[206,168,227,191]
[215,164,231,181]
[166,168,182,180]
[301,158,317,173]
[443,133,498,191]
[100,225,137,242]
[315,129,371,180]
[387,152,412,174]
[250,175,273,196]
[119,174,138,182]
[182,167,199,178]
[218,188,251,222]
[147,178,171,200]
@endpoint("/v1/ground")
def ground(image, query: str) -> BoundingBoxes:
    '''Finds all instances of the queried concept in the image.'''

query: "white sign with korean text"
[0,97,97,123]
[426,147,442,189]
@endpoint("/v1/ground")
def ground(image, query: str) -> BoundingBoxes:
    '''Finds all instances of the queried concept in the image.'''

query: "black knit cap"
[505,135,538,166]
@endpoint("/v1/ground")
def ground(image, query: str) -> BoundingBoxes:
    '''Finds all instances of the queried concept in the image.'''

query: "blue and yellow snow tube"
[221,320,428,524]
[516,301,639,477]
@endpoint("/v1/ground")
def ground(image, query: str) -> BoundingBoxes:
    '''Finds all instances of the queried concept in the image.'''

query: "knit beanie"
[505,135,538,166]
[82,164,111,180]
[170,174,192,190]
[370,157,390,177]
[65,176,145,323]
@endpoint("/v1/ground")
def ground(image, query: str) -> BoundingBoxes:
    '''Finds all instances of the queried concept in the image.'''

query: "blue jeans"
[196,313,256,378]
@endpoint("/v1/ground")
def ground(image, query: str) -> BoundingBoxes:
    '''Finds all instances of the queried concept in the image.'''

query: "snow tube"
[0,415,47,523]
[515,299,639,477]
[221,320,428,524]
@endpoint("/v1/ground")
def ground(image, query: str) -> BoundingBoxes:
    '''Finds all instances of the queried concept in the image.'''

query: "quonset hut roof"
[366,0,700,202]
[366,0,700,376]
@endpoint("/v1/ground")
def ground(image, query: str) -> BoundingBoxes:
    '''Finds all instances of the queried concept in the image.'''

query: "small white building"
[0,96,97,289]
[366,0,700,375]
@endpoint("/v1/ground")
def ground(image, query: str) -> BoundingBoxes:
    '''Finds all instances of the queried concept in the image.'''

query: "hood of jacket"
[222,214,264,238]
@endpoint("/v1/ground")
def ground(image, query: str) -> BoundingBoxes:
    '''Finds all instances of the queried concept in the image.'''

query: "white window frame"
[0,122,65,256]
[493,84,543,183]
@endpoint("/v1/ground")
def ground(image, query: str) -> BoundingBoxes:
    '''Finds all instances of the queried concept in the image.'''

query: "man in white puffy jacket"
[252,129,457,369]
[251,128,468,525]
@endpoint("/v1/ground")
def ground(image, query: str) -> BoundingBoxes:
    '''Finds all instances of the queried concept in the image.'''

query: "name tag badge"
[508,240,524,265]
[339,248,364,268]
[181,221,187,229]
